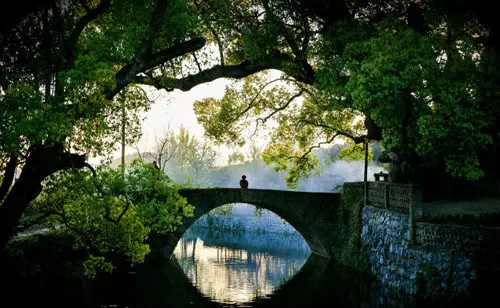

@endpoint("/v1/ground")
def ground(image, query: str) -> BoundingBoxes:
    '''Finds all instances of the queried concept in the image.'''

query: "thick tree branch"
[0,144,88,250]
[137,59,277,91]
[64,0,111,69]
[110,37,206,98]
[137,51,314,92]
[144,38,207,74]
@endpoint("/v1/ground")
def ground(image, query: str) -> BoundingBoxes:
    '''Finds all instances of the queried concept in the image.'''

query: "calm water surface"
[173,228,311,306]
[3,207,496,307]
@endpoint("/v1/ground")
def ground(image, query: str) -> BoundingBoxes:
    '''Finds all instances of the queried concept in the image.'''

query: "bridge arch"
[157,188,341,258]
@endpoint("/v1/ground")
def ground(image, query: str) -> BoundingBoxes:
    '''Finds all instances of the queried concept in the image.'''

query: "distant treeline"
[114,142,385,192]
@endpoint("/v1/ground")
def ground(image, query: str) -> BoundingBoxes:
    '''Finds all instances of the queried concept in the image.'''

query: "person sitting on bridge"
[239,175,248,189]
[153,161,160,171]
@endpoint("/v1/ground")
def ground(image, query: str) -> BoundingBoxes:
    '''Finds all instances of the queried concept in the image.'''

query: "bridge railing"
[344,181,422,214]
[344,182,500,250]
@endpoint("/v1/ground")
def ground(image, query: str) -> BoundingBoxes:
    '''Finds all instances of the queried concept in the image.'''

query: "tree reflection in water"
[173,227,311,306]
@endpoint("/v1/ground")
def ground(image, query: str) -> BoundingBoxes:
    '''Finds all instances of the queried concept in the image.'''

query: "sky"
[88,68,355,167]
[96,71,281,166]
[140,79,226,142]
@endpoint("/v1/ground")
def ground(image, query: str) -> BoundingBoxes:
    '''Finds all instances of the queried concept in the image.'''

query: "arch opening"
[173,188,340,259]
[172,202,311,306]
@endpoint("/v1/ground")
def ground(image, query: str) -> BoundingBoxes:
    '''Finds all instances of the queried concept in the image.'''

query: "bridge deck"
[179,187,338,195]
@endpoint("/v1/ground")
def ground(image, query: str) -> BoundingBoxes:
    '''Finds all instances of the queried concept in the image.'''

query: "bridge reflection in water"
[173,227,311,306]
[96,229,374,308]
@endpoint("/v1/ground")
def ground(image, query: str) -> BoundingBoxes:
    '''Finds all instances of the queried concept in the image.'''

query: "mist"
[115,143,386,192]
[203,159,383,192]
[174,143,386,192]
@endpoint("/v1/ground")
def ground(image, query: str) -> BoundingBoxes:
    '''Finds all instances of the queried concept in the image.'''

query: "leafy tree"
[192,1,500,187]
[195,72,365,187]
[1,0,500,248]
[169,126,217,185]
[0,0,206,249]
[248,143,262,161]
[1,0,317,248]
[23,161,193,276]
[228,150,246,166]
[317,15,498,181]
[137,125,180,173]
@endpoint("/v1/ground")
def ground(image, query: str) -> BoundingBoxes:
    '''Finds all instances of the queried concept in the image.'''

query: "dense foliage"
[137,125,217,185]
[24,161,193,276]
[192,1,499,185]
[317,17,498,180]
[0,0,209,249]
[1,0,499,251]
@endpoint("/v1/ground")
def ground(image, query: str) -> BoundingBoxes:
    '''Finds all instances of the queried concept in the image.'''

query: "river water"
[172,227,311,306]
[2,205,496,307]
[3,204,376,307]
[92,205,379,307]
[118,227,375,308]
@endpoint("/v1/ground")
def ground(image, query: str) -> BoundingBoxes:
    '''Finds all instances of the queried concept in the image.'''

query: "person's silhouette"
[239,175,248,189]
[153,161,160,171]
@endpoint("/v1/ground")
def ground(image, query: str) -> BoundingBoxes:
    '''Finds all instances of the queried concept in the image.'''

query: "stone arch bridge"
[155,188,341,258]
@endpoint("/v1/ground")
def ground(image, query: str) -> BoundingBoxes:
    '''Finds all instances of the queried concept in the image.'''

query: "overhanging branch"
[64,0,111,68]
[137,57,286,92]
[297,119,366,144]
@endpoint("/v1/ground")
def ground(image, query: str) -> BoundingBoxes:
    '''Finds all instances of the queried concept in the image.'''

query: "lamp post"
[364,139,368,205]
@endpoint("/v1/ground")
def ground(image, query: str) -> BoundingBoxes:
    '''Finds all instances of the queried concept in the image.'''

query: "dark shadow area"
[1,232,499,307]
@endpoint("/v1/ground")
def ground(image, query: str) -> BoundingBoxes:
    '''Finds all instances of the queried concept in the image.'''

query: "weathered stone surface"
[153,185,498,301]
[361,205,475,298]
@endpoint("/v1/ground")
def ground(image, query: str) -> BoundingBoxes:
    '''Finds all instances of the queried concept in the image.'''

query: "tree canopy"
[0,0,499,250]
[192,0,500,186]
[24,161,192,276]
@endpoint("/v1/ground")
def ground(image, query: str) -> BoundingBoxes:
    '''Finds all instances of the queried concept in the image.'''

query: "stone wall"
[415,222,500,250]
[361,205,475,299]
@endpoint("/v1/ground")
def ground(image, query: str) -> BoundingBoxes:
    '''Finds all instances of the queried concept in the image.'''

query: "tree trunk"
[0,144,86,251]
[121,95,126,175]
[0,153,18,203]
